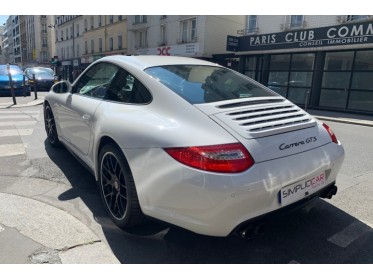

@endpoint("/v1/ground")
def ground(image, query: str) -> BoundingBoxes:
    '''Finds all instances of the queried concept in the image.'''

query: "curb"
[0,192,120,264]
[313,116,373,128]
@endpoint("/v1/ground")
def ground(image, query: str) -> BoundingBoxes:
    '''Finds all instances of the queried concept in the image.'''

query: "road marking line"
[0,128,34,137]
[0,143,25,157]
[0,121,37,126]
[0,115,38,119]
[0,110,40,115]
[327,220,372,248]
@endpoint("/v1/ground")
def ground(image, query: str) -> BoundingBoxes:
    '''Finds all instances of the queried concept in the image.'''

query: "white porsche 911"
[44,55,344,237]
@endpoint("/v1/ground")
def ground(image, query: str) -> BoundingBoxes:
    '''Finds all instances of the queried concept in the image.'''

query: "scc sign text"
[157,47,171,56]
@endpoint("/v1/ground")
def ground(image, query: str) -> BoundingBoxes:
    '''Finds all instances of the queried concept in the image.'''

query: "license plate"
[279,171,326,206]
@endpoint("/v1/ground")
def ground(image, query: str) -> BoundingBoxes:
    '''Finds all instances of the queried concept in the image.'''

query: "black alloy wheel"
[98,144,144,229]
[44,104,61,147]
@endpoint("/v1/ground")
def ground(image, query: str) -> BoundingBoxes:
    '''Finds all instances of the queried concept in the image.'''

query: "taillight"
[322,123,338,144]
[164,143,254,173]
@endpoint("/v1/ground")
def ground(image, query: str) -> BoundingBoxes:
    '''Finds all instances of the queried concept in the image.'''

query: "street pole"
[32,74,38,100]
[7,64,17,105]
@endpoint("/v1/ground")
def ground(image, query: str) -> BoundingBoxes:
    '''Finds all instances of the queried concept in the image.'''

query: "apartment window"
[137,30,147,48]
[66,28,68,40]
[118,15,123,21]
[181,21,188,42]
[160,25,166,45]
[71,46,74,58]
[180,18,197,43]
[118,35,122,50]
[42,23,47,33]
[109,15,114,24]
[61,30,63,41]
[247,15,257,33]
[346,15,369,22]
[99,38,103,52]
[90,16,94,29]
[42,37,47,47]
[76,44,80,57]
[84,19,88,31]
[90,39,94,53]
[66,47,69,59]
[85,41,88,54]
[290,15,304,28]
[109,37,113,51]
[70,27,73,38]
[76,24,80,36]
[134,15,147,24]
[98,15,102,27]
[191,18,196,41]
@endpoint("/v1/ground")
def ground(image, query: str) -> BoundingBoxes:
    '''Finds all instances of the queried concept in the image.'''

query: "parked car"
[0,64,31,96]
[44,55,345,237]
[24,67,58,91]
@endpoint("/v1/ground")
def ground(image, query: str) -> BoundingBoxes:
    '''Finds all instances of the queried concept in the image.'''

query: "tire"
[98,143,144,229]
[44,104,62,147]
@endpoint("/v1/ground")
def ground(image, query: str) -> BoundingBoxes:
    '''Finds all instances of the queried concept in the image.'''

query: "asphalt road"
[0,104,372,264]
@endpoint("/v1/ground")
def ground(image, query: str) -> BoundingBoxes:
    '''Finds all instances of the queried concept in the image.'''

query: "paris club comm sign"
[227,21,373,52]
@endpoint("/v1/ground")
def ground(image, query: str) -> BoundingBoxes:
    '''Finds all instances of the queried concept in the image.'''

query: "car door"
[58,62,120,155]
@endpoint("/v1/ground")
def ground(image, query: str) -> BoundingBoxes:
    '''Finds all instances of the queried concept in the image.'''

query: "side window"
[73,62,119,99]
[105,69,152,104]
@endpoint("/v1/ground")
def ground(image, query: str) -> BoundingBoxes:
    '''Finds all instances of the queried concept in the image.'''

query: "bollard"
[23,75,26,97]
[32,73,38,100]
[7,64,16,105]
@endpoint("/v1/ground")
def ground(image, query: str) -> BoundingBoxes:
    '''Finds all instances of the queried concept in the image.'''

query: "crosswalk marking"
[0,143,26,157]
[0,111,40,114]
[0,129,34,137]
[0,121,37,127]
[0,110,40,158]
[0,115,38,119]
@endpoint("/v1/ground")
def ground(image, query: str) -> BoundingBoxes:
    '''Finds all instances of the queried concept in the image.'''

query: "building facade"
[55,15,127,82]
[81,15,127,68]
[55,15,84,81]
[23,15,55,67]
[127,15,244,67]
[0,15,55,67]
[227,15,373,114]
[0,26,4,64]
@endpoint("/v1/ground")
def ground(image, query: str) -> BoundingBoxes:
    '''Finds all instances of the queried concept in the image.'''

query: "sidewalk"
[308,109,373,127]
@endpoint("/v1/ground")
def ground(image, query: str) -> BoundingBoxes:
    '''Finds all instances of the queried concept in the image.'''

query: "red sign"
[157,47,171,56]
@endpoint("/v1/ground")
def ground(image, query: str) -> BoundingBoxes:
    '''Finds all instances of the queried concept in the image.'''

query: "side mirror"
[51,81,72,94]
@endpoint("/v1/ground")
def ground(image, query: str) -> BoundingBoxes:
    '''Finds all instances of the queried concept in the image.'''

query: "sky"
[0,15,8,26]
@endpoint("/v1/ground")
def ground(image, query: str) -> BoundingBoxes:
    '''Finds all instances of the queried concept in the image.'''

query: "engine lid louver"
[213,100,316,139]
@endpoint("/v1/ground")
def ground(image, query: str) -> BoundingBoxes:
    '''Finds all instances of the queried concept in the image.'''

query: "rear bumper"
[231,182,337,236]
[125,142,345,237]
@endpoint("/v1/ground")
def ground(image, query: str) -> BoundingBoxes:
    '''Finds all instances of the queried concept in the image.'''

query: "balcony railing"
[237,27,259,35]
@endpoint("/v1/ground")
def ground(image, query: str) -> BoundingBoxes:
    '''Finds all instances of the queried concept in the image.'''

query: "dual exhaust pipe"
[237,222,266,239]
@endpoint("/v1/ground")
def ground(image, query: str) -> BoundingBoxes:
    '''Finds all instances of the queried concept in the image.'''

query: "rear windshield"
[28,68,54,76]
[144,65,276,104]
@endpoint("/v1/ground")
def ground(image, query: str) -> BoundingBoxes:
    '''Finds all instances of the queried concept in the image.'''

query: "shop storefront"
[227,21,373,114]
